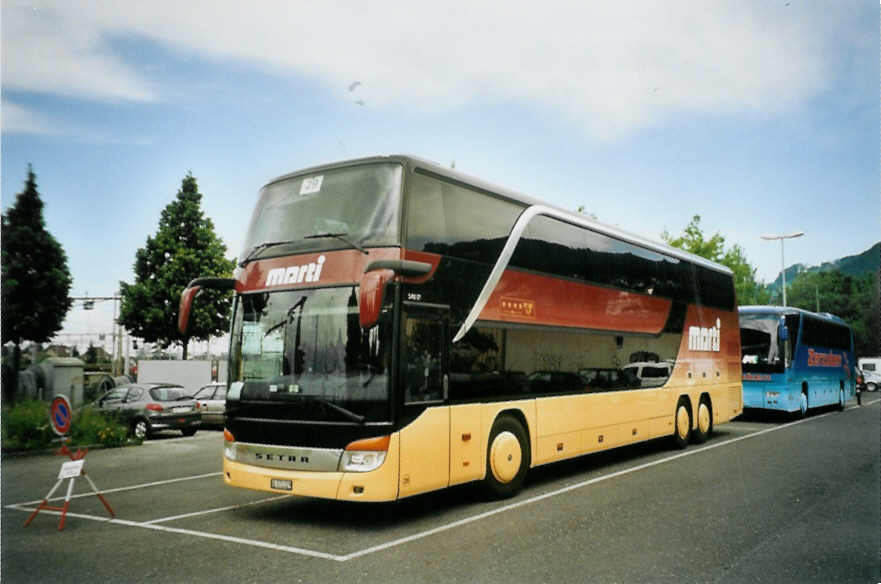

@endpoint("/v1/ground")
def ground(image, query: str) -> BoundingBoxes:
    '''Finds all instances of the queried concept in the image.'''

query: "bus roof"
[739,305,849,326]
[264,154,733,276]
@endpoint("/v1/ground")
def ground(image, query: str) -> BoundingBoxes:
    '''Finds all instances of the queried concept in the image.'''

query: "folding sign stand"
[24,396,116,531]
[23,442,115,531]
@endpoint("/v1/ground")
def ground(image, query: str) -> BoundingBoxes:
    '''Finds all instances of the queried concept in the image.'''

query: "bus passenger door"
[398,304,450,498]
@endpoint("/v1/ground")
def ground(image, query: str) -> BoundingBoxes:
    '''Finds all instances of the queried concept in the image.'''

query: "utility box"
[37,358,86,406]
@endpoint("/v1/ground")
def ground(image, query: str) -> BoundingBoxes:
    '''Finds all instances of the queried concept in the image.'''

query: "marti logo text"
[688,318,721,352]
[265,255,326,287]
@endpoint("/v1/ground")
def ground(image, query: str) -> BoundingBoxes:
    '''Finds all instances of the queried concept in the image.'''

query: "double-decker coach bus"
[179,155,742,502]
[739,306,855,416]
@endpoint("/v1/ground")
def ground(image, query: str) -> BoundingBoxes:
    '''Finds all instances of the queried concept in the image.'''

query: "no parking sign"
[49,395,73,436]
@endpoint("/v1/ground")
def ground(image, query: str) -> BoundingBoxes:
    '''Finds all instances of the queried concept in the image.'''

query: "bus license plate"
[271,478,293,491]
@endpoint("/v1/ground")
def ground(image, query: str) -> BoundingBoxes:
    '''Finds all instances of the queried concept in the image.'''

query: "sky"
[2,0,879,355]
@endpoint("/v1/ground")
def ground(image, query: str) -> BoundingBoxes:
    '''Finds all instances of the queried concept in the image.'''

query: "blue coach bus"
[739,306,856,416]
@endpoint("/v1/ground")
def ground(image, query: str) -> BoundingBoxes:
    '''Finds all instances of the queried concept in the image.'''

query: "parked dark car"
[91,383,200,439]
[192,383,227,427]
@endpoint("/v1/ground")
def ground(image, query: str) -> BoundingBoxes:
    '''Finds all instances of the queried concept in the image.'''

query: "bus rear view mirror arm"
[358,260,432,329]
[178,277,236,334]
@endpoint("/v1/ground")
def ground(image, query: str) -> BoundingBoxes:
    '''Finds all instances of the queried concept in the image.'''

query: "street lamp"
[761,231,804,307]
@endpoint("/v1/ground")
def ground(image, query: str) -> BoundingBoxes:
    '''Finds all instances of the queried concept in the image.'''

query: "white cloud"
[1,100,59,134]
[1,0,855,138]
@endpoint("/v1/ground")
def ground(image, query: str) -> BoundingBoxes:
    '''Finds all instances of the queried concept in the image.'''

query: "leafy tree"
[662,215,770,305]
[119,172,235,359]
[1,165,73,402]
[787,270,880,357]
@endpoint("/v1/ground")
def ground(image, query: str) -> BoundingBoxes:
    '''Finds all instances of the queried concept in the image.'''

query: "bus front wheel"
[672,399,692,449]
[798,391,808,418]
[482,415,529,499]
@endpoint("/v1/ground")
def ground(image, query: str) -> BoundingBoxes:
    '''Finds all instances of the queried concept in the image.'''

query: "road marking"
[7,472,222,507]
[6,400,876,562]
[143,495,289,524]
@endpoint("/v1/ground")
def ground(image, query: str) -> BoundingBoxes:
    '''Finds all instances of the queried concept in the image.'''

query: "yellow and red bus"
[179,155,742,502]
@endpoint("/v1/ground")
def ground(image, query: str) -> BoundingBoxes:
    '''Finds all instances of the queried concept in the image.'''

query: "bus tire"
[672,398,692,449]
[797,389,808,419]
[692,397,712,444]
[482,415,529,499]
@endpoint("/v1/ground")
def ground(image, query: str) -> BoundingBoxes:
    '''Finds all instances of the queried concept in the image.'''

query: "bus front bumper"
[222,434,401,502]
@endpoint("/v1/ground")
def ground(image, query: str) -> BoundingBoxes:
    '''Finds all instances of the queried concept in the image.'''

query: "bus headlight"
[339,435,390,473]
[224,428,236,461]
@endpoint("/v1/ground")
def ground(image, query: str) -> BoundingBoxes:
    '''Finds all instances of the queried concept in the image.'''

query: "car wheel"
[867,382,878,392]
[482,415,530,499]
[133,418,151,439]
[672,398,691,449]
[181,428,197,437]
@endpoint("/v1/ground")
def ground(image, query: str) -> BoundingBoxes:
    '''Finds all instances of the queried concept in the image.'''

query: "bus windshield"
[241,163,403,260]
[740,314,785,374]
[229,287,392,422]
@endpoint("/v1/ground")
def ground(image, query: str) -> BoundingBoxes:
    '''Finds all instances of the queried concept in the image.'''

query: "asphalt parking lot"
[2,397,879,583]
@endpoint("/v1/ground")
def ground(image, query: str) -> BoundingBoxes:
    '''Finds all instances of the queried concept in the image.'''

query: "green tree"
[119,172,235,359]
[787,270,880,357]
[1,165,73,402]
[662,215,770,305]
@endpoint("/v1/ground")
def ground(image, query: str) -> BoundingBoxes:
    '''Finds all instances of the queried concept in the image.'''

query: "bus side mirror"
[778,323,789,341]
[359,269,395,329]
[179,286,202,334]
[178,277,236,334]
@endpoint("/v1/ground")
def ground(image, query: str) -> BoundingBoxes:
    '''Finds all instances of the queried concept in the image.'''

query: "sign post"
[23,396,115,531]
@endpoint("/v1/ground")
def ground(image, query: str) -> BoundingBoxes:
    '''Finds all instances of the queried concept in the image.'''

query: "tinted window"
[511,216,686,304]
[405,172,524,264]
[126,388,143,401]
[800,317,852,352]
[448,322,678,402]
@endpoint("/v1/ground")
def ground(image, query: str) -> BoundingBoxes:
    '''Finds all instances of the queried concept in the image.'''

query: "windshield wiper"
[309,396,366,424]
[239,239,300,267]
[304,232,369,255]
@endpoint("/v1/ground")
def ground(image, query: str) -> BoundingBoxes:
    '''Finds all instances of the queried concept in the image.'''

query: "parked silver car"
[92,383,200,439]
[192,383,227,427]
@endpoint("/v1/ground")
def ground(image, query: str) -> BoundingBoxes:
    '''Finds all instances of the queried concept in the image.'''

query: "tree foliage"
[787,270,880,357]
[1,166,73,400]
[119,173,235,358]
[662,215,770,306]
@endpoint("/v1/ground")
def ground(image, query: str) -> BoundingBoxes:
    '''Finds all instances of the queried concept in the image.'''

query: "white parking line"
[143,495,289,524]
[8,471,221,507]
[7,400,876,562]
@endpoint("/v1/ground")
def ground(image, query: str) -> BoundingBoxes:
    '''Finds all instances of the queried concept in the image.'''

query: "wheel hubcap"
[676,406,689,439]
[135,422,147,438]
[698,403,711,434]
[490,431,521,483]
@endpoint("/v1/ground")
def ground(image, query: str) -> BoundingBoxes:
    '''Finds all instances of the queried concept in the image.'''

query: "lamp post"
[761,232,804,307]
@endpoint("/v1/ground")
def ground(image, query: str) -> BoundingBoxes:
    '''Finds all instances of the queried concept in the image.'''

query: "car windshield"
[229,287,393,422]
[149,387,189,401]
[241,162,403,260]
[740,314,785,373]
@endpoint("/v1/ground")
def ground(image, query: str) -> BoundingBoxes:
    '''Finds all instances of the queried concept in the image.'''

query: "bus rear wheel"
[482,415,529,499]
[692,398,712,444]
[672,399,692,449]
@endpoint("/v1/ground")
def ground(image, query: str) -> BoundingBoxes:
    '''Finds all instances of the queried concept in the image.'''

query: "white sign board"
[58,460,84,480]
